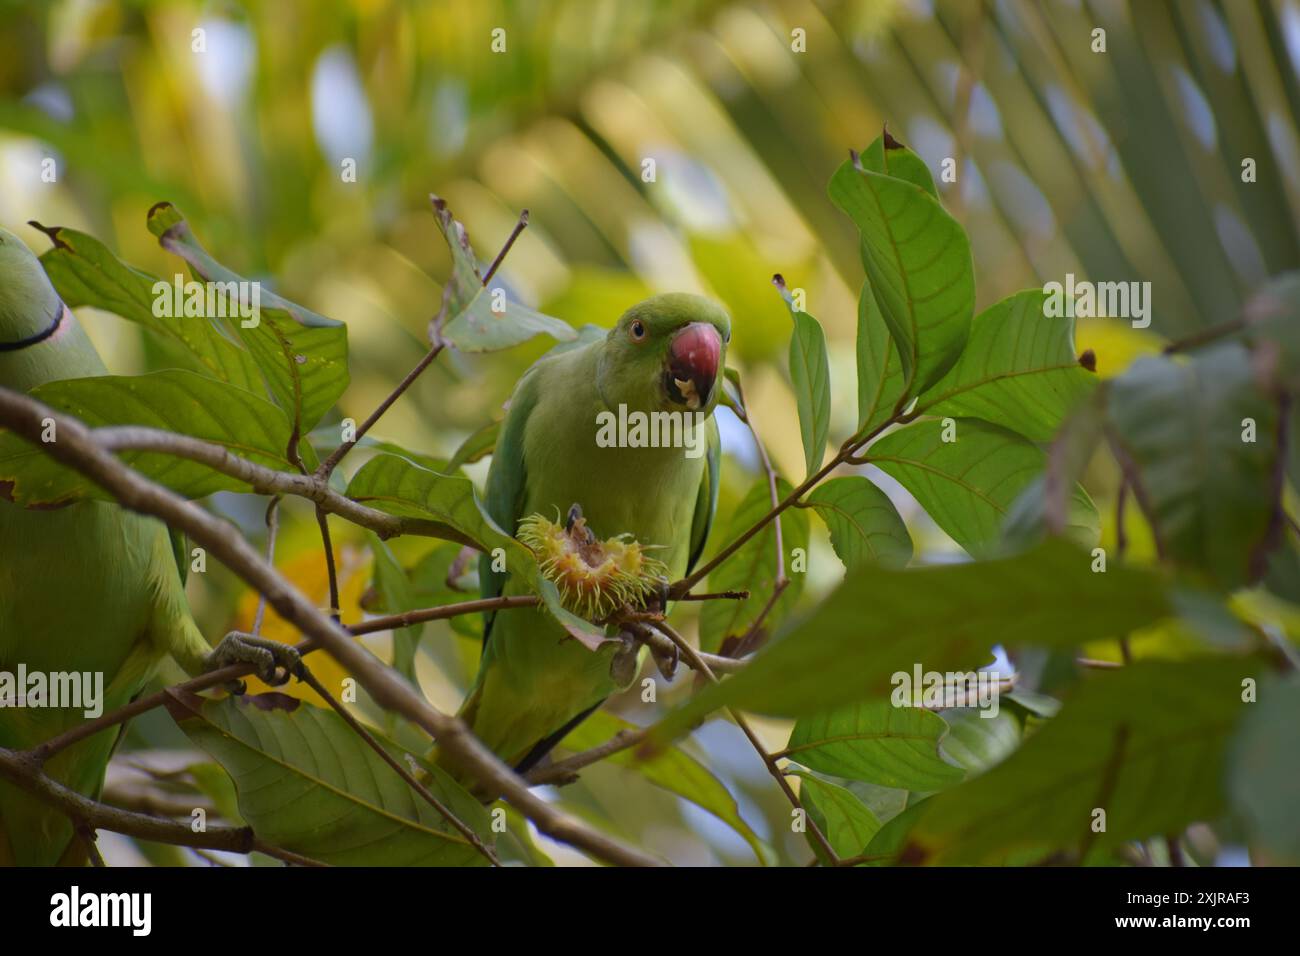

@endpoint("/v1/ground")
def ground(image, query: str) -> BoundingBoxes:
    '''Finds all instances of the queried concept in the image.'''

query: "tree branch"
[0,745,323,865]
[95,425,479,547]
[0,386,661,867]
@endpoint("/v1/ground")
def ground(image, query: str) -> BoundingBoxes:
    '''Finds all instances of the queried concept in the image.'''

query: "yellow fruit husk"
[517,512,666,621]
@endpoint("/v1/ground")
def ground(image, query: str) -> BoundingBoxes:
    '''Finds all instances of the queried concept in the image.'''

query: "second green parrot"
[447,293,730,776]
[0,228,294,865]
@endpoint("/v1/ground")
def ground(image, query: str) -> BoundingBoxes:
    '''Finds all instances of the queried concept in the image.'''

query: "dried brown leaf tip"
[1078,349,1097,372]
[882,123,905,150]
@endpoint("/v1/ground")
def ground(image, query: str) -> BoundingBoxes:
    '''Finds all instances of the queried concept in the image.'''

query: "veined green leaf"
[784,699,962,790]
[146,202,339,328]
[146,202,349,435]
[789,770,881,861]
[367,534,423,684]
[916,289,1097,442]
[430,196,575,352]
[938,706,1022,777]
[829,145,975,395]
[856,132,939,197]
[806,476,912,571]
[777,283,831,479]
[870,417,1097,558]
[0,370,298,505]
[653,539,1171,732]
[854,277,906,440]
[33,223,263,393]
[167,691,491,866]
[903,658,1258,865]
[346,453,533,563]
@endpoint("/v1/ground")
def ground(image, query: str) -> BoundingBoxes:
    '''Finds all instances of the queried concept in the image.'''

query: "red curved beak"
[668,322,721,410]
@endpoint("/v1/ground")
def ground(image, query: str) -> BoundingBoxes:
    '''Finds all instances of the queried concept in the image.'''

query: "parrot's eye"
[629,320,646,341]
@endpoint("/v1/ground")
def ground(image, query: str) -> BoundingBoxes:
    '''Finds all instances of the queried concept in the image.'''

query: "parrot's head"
[596,293,730,416]
[0,227,64,344]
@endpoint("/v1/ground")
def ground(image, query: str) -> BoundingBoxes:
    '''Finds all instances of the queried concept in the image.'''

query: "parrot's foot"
[651,575,671,612]
[205,632,304,693]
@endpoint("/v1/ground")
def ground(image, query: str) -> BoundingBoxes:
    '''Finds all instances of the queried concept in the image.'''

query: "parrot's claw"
[651,575,671,612]
[206,632,304,692]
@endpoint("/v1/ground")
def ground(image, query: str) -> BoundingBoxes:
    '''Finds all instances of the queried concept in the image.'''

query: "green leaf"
[777,284,831,479]
[855,133,939,197]
[1227,676,1300,865]
[938,706,1022,777]
[870,417,1096,558]
[410,542,482,641]
[430,196,575,352]
[1002,392,1107,551]
[167,691,491,866]
[783,699,963,790]
[33,223,262,393]
[829,146,975,395]
[916,290,1097,442]
[146,202,339,328]
[367,534,423,684]
[146,202,349,435]
[857,798,928,866]
[806,476,912,571]
[789,770,881,860]
[699,478,809,654]
[0,370,299,505]
[236,308,349,437]
[902,658,1258,865]
[533,573,613,652]
[854,276,906,440]
[1107,344,1276,589]
[441,289,579,353]
[345,453,534,563]
[654,539,1171,732]
[559,711,767,864]
[446,420,501,472]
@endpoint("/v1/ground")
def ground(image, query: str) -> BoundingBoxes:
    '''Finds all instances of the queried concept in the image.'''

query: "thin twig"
[252,496,281,636]
[0,744,322,863]
[482,209,530,283]
[349,594,539,636]
[314,506,341,623]
[1161,317,1246,355]
[314,343,445,479]
[671,413,899,598]
[77,826,106,867]
[313,205,528,481]
[526,728,649,786]
[95,426,478,546]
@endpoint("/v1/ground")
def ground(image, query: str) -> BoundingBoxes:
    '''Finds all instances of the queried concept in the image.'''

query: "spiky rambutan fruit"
[518,510,667,621]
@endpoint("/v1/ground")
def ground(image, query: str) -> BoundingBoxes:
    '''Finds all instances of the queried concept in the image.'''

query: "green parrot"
[0,228,293,865]
[448,293,729,778]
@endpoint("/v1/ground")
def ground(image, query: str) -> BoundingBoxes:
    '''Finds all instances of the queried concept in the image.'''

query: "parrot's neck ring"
[0,303,63,353]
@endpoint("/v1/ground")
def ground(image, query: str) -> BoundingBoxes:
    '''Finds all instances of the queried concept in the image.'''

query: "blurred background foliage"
[1,0,1298,865]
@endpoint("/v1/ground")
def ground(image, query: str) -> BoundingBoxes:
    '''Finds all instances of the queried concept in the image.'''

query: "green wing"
[686,417,721,576]
[479,366,542,646]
